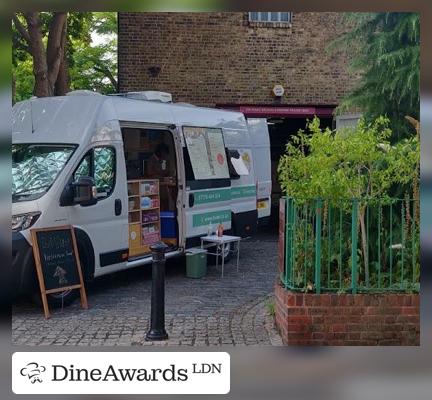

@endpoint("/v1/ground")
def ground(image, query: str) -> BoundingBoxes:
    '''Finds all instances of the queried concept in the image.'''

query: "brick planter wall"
[275,283,420,345]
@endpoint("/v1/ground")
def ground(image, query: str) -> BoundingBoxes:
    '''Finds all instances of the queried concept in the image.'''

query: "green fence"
[280,197,420,294]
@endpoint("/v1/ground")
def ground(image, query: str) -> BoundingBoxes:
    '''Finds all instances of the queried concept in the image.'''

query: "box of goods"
[143,224,157,233]
[141,196,152,209]
[141,182,151,195]
[150,182,158,194]
[142,211,159,223]
[151,198,160,208]
[142,231,160,246]
[129,224,141,248]
[160,211,176,238]
[129,198,139,211]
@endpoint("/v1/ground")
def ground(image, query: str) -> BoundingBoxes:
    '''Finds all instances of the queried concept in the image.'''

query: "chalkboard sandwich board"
[30,225,88,319]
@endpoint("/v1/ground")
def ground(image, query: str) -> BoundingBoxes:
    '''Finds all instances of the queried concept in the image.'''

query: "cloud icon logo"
[20,362,46,383]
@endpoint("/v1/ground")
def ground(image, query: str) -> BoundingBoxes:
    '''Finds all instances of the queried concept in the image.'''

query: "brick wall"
[118,12,356,107]
[275,284,420,345]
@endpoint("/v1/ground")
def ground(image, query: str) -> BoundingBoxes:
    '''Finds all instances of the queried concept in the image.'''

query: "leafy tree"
[12,12,117,102]
[69,12,118,93]
[330,13,419,139]
[12,12,69,97]
[278,116,419,284]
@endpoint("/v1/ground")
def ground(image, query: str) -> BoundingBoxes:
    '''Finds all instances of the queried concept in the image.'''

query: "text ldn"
[52,365,188,382]
[192,363,222,374]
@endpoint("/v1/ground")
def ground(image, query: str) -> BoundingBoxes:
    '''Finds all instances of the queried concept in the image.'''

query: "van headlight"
[12,212,41,232]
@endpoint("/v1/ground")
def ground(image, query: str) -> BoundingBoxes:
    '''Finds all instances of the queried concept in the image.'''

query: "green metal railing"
[280,197,420,294]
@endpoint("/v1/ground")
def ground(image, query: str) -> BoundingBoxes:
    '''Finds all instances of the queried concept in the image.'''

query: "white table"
[200,235,241,278]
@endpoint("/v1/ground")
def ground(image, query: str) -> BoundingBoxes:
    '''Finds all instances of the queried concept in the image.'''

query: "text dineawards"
[52,364,189,382]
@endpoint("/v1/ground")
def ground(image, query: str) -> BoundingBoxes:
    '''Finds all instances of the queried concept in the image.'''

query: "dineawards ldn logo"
[12,352,230,394]
[20,362,47,383]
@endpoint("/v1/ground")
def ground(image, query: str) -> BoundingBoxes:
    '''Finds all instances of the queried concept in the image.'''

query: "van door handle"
[115,199,122,216]
[189,193,195,208]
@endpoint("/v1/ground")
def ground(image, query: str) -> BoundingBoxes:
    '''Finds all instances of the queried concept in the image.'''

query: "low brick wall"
[275,283,420,345]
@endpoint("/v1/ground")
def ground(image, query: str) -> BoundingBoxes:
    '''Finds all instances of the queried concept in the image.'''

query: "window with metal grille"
[249,12,292,24]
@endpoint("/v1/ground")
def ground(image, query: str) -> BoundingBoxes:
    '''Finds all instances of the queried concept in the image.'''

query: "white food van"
[12,91,271,305]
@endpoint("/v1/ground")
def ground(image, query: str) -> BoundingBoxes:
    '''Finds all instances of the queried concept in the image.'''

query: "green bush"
[278,116,419,289]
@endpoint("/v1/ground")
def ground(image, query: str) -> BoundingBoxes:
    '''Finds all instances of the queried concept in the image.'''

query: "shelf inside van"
[127,179,161,258]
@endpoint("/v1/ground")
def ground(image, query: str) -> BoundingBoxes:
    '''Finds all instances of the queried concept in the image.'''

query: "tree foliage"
[12,12,69,98]
[69,12,118,94]
[278,116,419,285]
[12,12,117,102]
[278,116,419,203]
[329,12,420,138]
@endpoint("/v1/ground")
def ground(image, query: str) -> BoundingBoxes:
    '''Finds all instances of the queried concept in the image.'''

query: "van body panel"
[112,97,174,125]
[247,118,272,219]
[12,95,103,144]
[170,106,257,239]
[12,92,271,295]
[169,105,247,133]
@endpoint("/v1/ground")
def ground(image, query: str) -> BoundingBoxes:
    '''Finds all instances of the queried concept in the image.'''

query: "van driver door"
[66,142,129,275]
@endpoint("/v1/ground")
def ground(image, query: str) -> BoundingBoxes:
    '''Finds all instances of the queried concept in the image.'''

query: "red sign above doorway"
[218,104,335,118]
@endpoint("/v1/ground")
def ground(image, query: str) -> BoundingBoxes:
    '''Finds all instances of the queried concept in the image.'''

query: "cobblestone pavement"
[12,231,282,346]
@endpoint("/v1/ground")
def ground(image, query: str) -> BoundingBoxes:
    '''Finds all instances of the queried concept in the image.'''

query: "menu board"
[183,127,229,180]
[30,225,88,318]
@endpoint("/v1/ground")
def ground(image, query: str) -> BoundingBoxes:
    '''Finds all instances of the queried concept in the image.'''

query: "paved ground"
[12,231,282,346]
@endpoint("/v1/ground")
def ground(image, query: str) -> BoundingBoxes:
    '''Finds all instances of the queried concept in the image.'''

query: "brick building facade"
[118,12,357,221]
[118,12,355,110]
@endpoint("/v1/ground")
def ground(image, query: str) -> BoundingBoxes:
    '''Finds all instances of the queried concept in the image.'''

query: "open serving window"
[183,127,230,180]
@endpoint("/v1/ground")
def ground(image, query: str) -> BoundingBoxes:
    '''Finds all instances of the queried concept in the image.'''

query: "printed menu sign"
[183,127,229,180]
[30,225,88,318]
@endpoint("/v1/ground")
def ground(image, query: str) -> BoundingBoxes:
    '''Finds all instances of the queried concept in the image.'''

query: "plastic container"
[186,248,207,278]
[161,211,176,238]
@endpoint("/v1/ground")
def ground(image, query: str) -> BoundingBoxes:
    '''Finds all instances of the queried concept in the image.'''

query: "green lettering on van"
[194,189,231,204]
[231,185,256,199]
[193,210,231,227]
[193,185,256,205]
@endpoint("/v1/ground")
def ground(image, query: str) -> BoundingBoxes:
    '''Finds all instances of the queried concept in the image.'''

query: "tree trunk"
[55,57,69,96]
[54,21,69,96]
[24,12,49,97]
[359,206,370,286]
[46,12,67,96]
[15,12,69,98]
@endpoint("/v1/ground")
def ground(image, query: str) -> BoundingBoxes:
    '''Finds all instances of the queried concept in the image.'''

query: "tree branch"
[93,64,118,91]
[12,13,30,43]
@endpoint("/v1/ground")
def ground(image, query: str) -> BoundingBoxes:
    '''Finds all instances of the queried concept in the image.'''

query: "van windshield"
[12,144,76,202]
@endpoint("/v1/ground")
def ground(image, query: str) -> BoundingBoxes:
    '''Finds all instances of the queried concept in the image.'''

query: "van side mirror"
[60,176,97,207]
[73,176,98,206]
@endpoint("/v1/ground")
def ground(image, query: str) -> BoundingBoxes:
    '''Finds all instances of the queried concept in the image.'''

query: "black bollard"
[145,241,169,341]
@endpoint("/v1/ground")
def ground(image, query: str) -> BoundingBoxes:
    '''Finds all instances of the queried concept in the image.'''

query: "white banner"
[12,352,230,394]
